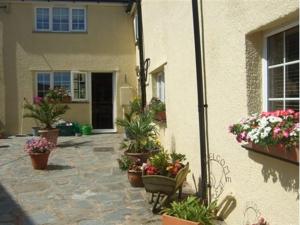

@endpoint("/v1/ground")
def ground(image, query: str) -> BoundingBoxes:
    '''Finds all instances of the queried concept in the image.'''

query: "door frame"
[89,71,117,133]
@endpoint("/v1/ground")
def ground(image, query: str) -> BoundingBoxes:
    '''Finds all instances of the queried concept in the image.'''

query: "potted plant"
[142,151,189,212]
[24,137,55,170]
[116,98,142,139]
[149,97,166,122]
[229,109,299,164]
[117,155,144,187]
[162,196,217,225]
[120,111,161,163]
[46,88,71,103]
[24,96,69,145]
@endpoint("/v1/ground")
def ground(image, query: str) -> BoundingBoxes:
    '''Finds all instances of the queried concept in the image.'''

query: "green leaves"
[163,196,217,225]
[23,98,69,128]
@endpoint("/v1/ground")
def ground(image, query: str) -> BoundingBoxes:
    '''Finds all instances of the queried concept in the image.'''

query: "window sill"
[32,31,88,34]
[63,101,89,104]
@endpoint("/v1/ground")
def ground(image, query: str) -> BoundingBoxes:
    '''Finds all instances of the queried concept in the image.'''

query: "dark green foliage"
[149,151,170,175]
[170,152,187,163]
[117,155,133,171]
[23,98,69,129]
[163,196,217,225]
[120,111,158,153]
[149,97,166,114]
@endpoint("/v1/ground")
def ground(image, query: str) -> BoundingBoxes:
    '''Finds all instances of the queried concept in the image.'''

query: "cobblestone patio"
[0,134,161,225]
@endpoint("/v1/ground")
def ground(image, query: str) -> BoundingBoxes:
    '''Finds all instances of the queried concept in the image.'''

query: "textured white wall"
[142,0,299,224]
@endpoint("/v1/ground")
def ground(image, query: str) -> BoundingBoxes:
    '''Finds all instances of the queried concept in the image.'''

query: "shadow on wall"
[248,151,299,199]
[0,183,35,224]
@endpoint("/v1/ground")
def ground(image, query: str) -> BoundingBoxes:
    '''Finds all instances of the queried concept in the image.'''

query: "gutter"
[135,0,147,109]
[192,0,209,204]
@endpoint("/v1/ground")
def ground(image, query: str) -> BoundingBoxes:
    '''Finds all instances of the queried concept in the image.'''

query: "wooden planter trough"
[142,163,189,213]
[243,142,299,165]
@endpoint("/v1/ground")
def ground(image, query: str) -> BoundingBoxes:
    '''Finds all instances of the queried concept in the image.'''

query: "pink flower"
[283,131,289,138]
[33,96,42,105]
[273,127,281,135]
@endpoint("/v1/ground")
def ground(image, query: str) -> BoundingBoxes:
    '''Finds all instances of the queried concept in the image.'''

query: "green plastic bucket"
[81,124,92,135]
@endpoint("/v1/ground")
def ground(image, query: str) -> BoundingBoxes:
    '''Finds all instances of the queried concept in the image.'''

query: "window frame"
[35,6,87,32]
[35,71,88,102]
[35,7,51,32]
[262,21,299,111]
[71,71,88,102]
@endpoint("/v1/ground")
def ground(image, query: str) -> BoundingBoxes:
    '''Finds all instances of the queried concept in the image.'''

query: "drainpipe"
[192,0,208,204]
[136,0,147,110]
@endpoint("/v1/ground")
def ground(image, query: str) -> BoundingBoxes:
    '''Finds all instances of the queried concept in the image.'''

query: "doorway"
[91,73,115,132]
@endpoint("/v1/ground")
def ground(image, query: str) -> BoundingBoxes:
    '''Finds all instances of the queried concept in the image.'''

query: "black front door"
[92,73,113,130]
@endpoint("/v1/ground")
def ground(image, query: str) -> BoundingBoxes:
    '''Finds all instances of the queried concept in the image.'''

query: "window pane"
[36,8,49,30]
[268,67,283,98]
[286,63,299,98]
[268,32,283,66]
[53,8,69,31]
[285,100,299,111]
[37,73,50,97]
[268,101,283,111]
[73,73,86,99]
[53,72,71,95]
[285,26,299,62]
[72,9,85,31]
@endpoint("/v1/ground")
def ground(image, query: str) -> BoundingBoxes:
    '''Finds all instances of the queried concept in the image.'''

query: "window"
[72,8,86,31]
[53,7,69,32]
[265,25,299,111]
[153,71,165,102]
[36,71,87,101]
[37,72,51,97]
[53,72,71,95]
[35,7,86,32]
[36,8,50,31]
[71,71,88,100]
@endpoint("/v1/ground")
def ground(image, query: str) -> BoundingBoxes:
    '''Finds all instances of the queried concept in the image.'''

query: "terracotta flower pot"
[245,142,299,164]
[38,129,59,145]
[30,152,50,170]
[162,214,202,225]
[124,149,159,163]
[62,96,71,103]
[127,170,144,187]
[155,111,166,122]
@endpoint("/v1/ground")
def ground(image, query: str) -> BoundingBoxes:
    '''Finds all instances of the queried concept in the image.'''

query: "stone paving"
[0,134,161,225]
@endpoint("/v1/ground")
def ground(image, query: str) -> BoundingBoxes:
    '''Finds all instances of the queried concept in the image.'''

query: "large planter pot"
[244,142,299,165]
[38,128,59,145]
[29,152,50,170]
[162,214,201,225]
[32,127,40,137]
[128,170,144,187]
[124,149,159,163]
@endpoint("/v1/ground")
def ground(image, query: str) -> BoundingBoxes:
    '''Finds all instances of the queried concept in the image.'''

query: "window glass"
[72,9,85,31]
[156,72,165,102]
[53,8,69,31]
[267,32,283,66]
[36,8,50,30]
[268,67,283,98]
[285,27,299,62]
[37,73,51,97]
[267,25,299,111]
[53,72,71,95]
[73,73,87,100]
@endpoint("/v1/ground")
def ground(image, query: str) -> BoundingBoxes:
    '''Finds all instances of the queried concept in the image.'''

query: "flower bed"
[230,109,299,164]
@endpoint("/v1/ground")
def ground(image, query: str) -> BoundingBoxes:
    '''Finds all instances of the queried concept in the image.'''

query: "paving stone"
[0,135,161,225]
[28,211,57,224]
